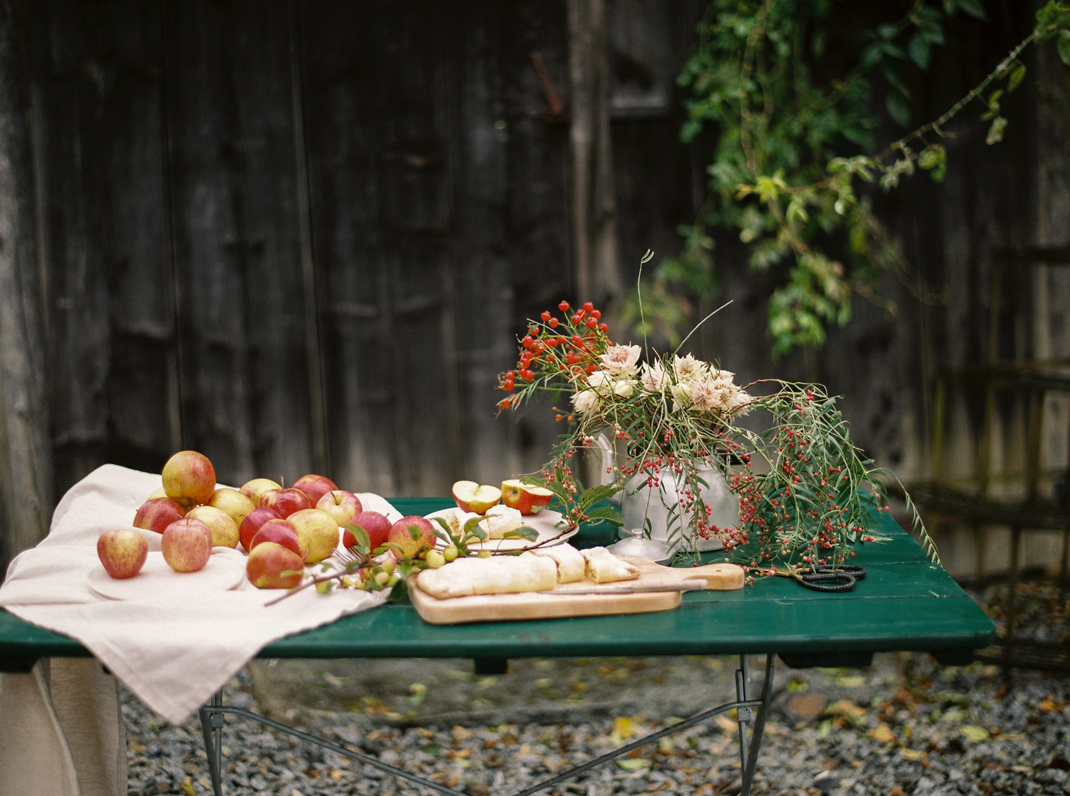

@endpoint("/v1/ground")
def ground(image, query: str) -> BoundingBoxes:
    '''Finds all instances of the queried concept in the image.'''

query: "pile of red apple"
[96,450,397,590]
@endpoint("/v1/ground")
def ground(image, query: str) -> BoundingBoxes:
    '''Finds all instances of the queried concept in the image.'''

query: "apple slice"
[452,480,502,515]
[500,479,553,514]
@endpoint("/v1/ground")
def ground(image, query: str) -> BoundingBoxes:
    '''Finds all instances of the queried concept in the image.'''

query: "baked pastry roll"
[417,552,557,599]
[481,505,524,539]
[581,546,640,584]
[531,543,585,583]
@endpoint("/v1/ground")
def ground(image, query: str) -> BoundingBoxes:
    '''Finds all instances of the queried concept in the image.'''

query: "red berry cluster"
[496,301,611,412]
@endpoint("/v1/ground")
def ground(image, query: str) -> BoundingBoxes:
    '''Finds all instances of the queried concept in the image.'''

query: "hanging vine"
[625,0,1070,357]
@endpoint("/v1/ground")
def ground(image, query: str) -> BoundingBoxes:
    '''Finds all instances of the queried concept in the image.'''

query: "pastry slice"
[581,546,640,584]
[417,552,557,599]
[531,543,585,583]
[481,504,524,539]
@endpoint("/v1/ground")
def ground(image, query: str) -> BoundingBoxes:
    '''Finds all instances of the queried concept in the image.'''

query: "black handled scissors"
[756,564,867,592]
[794,565,866,592]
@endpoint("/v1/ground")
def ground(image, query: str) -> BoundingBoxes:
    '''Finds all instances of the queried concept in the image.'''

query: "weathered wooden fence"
[0,0,1066,577]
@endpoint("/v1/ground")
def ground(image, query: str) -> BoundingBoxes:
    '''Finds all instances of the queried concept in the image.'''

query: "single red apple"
[246,541,305,589]
[238,507,283,552]
[386,516,437,558]
[258,487,313,518]
[186,505,240,548]
[250,518,307,560]
[316,489,363,527]
[160,518,213,573]
[452,480,502,514]
[96,529,149,579]
[500,479,554,514]
[292,473,339,506]
[162,450,217,505]
[133,497,187,535]
[343,511,393,552]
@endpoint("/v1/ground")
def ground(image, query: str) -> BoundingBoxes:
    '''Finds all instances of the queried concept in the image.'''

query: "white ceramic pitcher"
[594,433,739,555]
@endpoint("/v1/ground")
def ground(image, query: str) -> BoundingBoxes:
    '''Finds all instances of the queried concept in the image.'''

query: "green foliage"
[627,0,1070,357]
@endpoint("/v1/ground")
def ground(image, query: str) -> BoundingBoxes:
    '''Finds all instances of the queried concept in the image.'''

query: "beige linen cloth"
[0,463,397,796]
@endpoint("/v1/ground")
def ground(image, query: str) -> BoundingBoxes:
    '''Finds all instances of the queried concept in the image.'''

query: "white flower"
[601,344,642,376]
[613,379,636,399]
[669,381,692,411]
[689,375,724,413]
[571,389,599,414]
[673,353,707,384]
[640,361,671,393]
[587,370,611,390]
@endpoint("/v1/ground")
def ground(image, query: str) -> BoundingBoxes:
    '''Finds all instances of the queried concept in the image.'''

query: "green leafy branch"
[627,0,1070,357]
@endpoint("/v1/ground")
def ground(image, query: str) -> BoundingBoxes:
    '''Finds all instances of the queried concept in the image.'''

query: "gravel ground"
[122,581,1070,796]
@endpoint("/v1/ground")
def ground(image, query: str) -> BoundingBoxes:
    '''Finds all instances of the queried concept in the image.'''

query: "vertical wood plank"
[0,0,52,567]
[36,1,180,489]
[299,0,458,496]
[163,0,316,487]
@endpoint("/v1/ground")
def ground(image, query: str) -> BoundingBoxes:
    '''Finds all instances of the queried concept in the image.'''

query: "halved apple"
[452,480,502,514]
[500,479,553,514]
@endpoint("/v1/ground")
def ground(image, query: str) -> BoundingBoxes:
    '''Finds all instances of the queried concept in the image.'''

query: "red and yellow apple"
[258,487,313,518]
[250,518,307,560]
[207,488,256,528]
[162,450,217,505]
[451,480,502,514]
[96,528,149,579]
[160,518,213,573]
[342,510,392,552]
[245,541,305,589]
[288,508,339,564]
[133,497,187,534]
[239,477,282,504]
[292,473,338,506]
[147,486,195,511]
[238,507,283,552]
[387,516,436,558]
[501,479,553,514]
[315,489,363,526]
[186,505,240,549]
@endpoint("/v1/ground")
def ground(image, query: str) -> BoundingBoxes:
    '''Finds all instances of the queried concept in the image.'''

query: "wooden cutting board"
[409,556,745,625]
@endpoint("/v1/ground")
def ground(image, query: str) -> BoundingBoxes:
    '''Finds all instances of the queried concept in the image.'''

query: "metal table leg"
[198,689,225,796]
[195,653,776,796]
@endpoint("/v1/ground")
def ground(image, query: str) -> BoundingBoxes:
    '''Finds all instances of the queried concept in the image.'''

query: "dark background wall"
[0,0,1066,575]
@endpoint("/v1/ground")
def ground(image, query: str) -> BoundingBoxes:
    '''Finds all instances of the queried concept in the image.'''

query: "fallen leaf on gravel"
[961,725,989,743]
[867,723,896,743]
[613,716,635,740]
[901,748,926,762]
[615,757,652,771]
[825,699,867,726]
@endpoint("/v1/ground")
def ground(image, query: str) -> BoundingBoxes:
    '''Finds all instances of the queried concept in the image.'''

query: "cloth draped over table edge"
[0,463,401,796]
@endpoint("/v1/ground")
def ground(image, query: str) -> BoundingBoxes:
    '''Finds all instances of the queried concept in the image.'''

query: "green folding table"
[0,497,994,796]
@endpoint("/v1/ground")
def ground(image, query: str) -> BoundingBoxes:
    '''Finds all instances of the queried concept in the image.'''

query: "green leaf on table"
[503,527,539,542]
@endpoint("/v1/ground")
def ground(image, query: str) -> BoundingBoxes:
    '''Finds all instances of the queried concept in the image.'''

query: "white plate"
[425,507,576,551]
[88,548,248,600]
